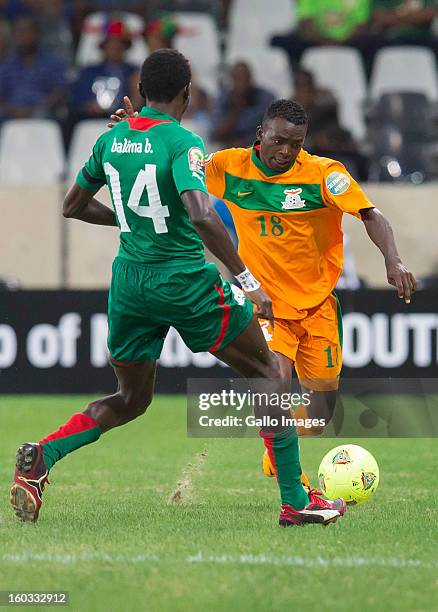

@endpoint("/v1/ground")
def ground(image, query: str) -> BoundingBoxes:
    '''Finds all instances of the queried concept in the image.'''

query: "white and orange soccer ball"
[318,444,380,504]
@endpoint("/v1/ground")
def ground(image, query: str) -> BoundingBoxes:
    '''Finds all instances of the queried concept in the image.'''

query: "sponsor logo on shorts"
[326,171,350,195]
[260,320,273,342]
[231,284,246,306]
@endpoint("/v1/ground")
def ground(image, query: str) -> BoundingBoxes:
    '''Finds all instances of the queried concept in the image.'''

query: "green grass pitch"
[0,395,437,611]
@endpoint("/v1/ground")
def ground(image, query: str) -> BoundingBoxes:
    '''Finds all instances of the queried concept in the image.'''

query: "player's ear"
[138,82,145,100]
[256,125,263,140]
[183,83,191,102]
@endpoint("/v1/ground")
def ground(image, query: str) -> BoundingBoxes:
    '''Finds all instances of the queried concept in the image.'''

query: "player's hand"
[107,96,137,128]
[246,287,275,327]
[386,260,417,304]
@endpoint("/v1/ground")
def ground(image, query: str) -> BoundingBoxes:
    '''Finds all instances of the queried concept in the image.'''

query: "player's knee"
[123,391,152,419]
[245,352,280,379]
[250,351,281,379]
[264,352,282,379]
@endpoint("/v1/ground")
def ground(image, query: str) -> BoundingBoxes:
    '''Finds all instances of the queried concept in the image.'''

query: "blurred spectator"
[38,0,74,64]
[310,123,369,180]
[70,20,137,121]
[292,69,369,180]
[210,61,275,148]
[0,16,67,121]
[143,1,219,18]
[69,1,95,49]
[372,0,438,55]
[271,0,382,76]
[126,14,178,110]
[292,68,338,129]
[88,1,144,11]
[0,0,38,20]
[0,18,11,61]
[183,77,212,127]
[145,13,178,52]
[219,0,233,27]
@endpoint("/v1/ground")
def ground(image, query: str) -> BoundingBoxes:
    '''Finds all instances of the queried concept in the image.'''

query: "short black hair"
[140,49,191,103]
[262,99,308,126]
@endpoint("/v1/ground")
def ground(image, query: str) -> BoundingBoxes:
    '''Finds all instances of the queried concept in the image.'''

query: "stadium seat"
[226,47,292,99]
[301,47,367,141]
[67,120,109,184]
[173,12,220,96]
[227,0,296,49]
[0,120,65,185]
[368,126,432,183]
[369,47,438,102]
[76,12,148,67]
[226,0,295,99]
[368,92,433,136]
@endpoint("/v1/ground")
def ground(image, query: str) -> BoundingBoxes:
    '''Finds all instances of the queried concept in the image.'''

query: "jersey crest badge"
[188,147,205,185]
[188,147,205,174]
[281,188,306,210]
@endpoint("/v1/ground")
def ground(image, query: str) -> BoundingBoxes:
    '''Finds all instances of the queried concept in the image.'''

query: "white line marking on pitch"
[1,552,437,569]
[167,448,208,505]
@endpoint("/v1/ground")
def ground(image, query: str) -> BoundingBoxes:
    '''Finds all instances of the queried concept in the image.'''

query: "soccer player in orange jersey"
[204,99,416,477]
[110,97,416,484]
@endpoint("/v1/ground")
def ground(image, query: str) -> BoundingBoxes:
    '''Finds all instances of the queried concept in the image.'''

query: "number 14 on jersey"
[104,162,170,234]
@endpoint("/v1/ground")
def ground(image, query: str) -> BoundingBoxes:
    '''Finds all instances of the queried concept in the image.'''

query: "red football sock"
[39,413,101,469]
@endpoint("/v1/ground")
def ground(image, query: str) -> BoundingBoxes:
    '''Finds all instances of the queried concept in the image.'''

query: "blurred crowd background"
[0,0,437,185]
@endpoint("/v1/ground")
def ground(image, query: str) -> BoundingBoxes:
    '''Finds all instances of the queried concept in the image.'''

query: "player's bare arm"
[181,189,274,324]
[360,207,417,304]
[63,183,117,226]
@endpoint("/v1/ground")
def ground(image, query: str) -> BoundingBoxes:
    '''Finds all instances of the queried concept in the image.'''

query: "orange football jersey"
[206,145,374,319]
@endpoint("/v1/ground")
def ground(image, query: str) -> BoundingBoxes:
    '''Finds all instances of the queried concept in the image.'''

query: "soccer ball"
[318,444,379,504]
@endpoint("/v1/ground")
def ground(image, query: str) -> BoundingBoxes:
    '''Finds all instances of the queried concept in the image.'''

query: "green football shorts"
[107,257,254,365]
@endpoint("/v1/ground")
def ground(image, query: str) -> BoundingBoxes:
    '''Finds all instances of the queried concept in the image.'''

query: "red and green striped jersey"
[76,106,208,265]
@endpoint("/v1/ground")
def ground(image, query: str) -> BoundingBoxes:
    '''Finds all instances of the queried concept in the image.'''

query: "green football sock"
[263,428,309,509]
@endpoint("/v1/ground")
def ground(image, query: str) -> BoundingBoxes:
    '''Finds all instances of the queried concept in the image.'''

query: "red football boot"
[279,488,346,527]
[10,443,49,522]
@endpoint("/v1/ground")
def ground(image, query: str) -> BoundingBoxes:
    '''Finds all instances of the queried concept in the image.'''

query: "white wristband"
[235,267,261,292]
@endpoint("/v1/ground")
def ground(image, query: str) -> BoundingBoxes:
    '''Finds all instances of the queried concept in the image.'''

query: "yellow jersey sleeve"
[205,150,229,199]
[322,162,374,218]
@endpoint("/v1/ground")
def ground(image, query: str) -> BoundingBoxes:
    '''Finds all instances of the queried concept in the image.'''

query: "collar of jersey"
[251,142,296,176]
[139,106,179,123]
